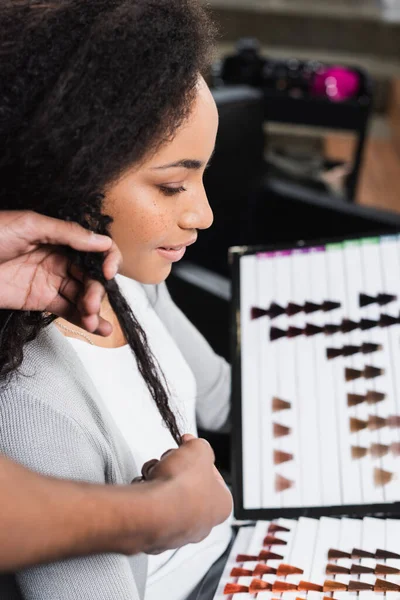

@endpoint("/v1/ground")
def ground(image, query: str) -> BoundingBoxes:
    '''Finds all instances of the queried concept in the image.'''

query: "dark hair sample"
[0,0,216,444]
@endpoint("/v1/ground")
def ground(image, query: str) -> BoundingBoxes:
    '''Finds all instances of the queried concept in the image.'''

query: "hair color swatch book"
[230,233,400,519]
[212,516,400,599]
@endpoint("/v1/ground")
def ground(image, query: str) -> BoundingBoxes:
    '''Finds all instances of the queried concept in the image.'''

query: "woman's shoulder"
[0,324,118,448]
[1,325,97,410]
[0,325,137,483]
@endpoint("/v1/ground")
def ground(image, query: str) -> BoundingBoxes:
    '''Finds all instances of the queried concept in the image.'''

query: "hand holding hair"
[138,434,233,554]
[0,210,121,335]
[0,439,227,571]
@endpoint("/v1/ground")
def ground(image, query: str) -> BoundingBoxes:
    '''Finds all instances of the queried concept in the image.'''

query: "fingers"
[37,214,121,280]
[181,436,222,482]
[160,449,175,460]
[62,245,120,333]
[83,315,114,337]
[60,234,121,282]
[77,279,105,325]
[17,212,122,280]
[19,212,113,254]
[102,240,122,280]
[140,435,217,486]
[46,272,83,321]
[51,271,109,335]
[58,277,82,307]
[46,296,80,323]
[181,435,215,463]
[48,282,113,337]
[74,276,113,336]
[141,459,159,480]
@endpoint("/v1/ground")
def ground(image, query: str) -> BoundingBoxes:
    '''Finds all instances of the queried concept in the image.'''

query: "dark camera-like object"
[217,38,361,102]
[217,38,267,87]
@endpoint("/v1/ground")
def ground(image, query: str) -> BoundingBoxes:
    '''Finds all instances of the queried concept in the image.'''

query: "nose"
[179,185,214,232]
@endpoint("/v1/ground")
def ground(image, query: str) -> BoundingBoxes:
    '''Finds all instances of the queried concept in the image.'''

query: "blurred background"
[208,0,400,212]
[168,0,400,473]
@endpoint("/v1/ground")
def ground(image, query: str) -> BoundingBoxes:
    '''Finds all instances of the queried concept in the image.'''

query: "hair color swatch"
[214,516,400,599]
[237,234,400,513]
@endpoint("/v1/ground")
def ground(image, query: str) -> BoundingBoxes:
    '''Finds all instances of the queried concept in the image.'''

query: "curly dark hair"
[0,0,216,445]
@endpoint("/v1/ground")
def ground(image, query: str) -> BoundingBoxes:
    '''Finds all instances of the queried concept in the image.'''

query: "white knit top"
[68,276,232,600]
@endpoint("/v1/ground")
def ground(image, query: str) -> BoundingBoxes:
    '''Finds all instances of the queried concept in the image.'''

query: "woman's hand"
[0,211,121,335]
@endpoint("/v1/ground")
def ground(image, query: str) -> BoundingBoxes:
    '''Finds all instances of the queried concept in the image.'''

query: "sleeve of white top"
[145,282,231,432]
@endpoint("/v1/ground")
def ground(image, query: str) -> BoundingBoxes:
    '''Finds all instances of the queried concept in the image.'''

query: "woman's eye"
[158,185,187,196]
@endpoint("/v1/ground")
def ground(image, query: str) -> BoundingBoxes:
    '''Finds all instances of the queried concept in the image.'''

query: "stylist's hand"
[141,434,233,554]
[0,211,121,335]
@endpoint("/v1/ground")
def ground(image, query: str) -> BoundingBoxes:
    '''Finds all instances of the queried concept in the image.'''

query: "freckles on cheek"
[140,208,170,244]
[108,183,171,248]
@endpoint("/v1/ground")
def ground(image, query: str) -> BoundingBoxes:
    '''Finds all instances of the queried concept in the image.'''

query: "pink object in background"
[311,66,361,102]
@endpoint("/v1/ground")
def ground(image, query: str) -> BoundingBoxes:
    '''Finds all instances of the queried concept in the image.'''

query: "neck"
[57,299,127,349]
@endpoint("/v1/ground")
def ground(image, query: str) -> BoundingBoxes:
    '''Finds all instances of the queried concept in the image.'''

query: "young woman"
[0,1,232,599]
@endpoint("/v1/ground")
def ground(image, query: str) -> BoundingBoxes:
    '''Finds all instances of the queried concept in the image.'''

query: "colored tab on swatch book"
[326,242,342,251]
[257,251,276,258]
[310,246,326,253]
[360,236,380,245]
[343,239,361,248]
[276,249,292,257]
[253,563,277,576]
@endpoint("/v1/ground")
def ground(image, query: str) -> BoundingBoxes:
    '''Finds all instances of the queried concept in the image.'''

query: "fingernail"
[105,261,119,280]
[131,476,145,484]
[91,232,110,245]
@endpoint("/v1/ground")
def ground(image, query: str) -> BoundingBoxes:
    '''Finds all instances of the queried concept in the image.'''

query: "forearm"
[0,440,232,572]
[0,455,159,571]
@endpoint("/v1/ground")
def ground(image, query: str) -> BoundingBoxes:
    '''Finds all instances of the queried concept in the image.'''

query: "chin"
[120,264,172,286]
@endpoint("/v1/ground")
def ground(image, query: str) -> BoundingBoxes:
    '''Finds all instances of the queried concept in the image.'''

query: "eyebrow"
[152,149,216,171]
[153,159,204,171]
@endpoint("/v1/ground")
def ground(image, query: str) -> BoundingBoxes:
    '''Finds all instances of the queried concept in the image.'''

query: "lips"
[159,237,197,251]
[157,246,187,263]
[159,245,185,251]
[156,237,197,263]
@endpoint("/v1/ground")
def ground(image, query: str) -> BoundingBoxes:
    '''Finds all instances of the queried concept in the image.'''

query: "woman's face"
[104,78,218,284]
